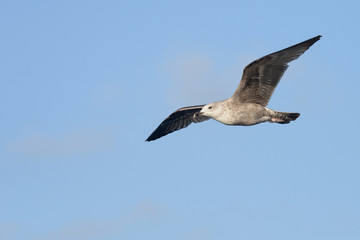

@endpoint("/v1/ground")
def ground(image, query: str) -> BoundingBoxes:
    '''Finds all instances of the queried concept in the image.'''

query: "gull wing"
[232,35,321,106]
[146,105,210,141]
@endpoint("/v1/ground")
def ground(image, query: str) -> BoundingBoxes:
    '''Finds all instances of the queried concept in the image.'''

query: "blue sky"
[1,0,360,239]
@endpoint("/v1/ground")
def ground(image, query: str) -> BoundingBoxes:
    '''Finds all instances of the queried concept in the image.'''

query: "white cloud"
[36,200,167,240]
[162,51,257,106]
[183,227,214,240]
[0,201,167,240]
[6,129,117,159]
[0,222,18,240]
[164,51,214,104]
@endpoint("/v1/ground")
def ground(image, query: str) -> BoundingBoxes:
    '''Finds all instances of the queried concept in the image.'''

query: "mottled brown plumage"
[233,36,321,106]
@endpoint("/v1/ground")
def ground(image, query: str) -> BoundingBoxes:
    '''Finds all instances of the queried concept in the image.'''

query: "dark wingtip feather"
[308,35,322,44]
[145,126,165,142]
[297,35,321,51]
[145,105,207,142]
[288,112,300,121]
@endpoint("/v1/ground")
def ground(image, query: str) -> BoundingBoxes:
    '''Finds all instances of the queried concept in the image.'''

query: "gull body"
[199,100,297,126]
[146,35,321,141]
[199,101,270,126]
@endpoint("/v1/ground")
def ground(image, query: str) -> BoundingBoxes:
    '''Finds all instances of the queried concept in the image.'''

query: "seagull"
[146,35,321,141]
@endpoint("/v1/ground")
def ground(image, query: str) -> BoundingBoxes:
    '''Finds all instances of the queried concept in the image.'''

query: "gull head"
[196,102,222,119]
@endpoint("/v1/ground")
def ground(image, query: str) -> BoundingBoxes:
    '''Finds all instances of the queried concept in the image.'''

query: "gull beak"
[194,111,203,118]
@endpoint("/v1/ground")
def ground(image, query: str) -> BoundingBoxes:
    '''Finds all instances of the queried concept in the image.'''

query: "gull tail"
[269,110,300,124]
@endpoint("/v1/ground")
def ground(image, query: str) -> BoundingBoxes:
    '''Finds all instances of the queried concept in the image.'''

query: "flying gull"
[146,35,321,141]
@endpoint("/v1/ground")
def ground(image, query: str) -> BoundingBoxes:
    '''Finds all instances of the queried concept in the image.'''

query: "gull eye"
[208,106,212,109]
